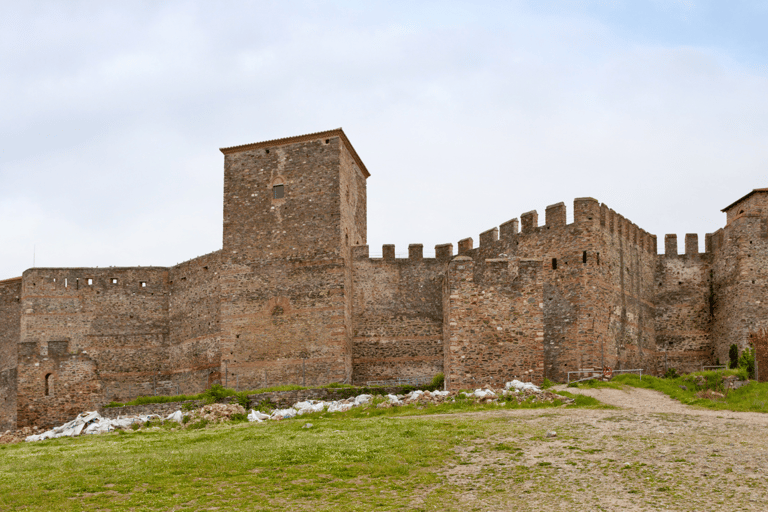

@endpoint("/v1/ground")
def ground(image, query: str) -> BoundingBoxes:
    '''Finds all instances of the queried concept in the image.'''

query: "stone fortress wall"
[0,129,766,429]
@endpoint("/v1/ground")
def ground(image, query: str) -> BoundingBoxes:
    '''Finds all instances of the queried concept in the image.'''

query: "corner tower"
[218,129,369,388]
[711,188,768,363]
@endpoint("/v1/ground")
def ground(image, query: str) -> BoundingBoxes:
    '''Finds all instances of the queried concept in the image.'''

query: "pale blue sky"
[1,1,767,277]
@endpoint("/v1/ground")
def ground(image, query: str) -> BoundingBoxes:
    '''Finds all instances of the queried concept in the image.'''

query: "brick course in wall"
[1,129,767,429]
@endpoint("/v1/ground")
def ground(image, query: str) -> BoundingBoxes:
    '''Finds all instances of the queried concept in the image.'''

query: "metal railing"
[702,365,726,371]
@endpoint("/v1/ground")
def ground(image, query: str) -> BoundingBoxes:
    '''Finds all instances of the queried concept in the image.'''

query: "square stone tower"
[218,129,369,388]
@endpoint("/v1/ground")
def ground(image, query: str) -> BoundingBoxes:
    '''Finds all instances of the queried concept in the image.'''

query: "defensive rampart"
[351,245,447,385]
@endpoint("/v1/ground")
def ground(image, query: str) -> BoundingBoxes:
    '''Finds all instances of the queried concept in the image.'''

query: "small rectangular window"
[552,258,557,270]
[583,251,587,264]
[140,281,147,288]
[273,184,284,199]
[111,278,118,284]
[87,278,93,286]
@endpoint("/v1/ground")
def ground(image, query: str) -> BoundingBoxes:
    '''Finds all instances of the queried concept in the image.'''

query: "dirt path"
[409,386,768,511]
[556,384,768,425]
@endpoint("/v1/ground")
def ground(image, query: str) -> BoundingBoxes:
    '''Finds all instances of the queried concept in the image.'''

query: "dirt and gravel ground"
[415,386,768,511]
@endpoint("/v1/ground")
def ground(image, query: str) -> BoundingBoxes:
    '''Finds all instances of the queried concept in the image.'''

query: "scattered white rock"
[505,380,541,392]
[24,385,572,443]
[247,410,270,423]
[166,411,184,423]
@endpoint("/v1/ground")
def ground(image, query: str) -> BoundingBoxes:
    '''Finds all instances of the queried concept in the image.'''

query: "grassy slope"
[572,371,768,413]
[0,395,592,511]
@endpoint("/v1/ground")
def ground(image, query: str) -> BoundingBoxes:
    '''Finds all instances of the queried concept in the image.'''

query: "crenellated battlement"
[659,232,721,257]
[352,243,454,263]
[454,198,657,258]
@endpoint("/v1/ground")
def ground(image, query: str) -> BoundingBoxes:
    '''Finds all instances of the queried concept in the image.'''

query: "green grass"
[554,390,616,409]
[0,390,601,511]
[0,414,477,510]
[569,370,768,413]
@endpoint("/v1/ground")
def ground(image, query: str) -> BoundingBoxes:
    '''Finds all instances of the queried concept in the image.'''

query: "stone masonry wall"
[17,267,171,428]
[168,251,223,395]
[459,198,659,381]
[351,246,445,385]
[654,252,715,375]
[444,256,544,390]
[711,212,768,364]
[0,278,21,431]
[596,207,658,374]
[218,134,365,390]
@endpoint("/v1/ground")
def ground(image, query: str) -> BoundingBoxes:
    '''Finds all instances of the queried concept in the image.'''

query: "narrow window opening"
[597,252,600,265]
[273,184,284,199]
[325,139,330,144]
[52,278,56,283]
[552,258,557,270]
[64,278,68,288]
[87,278,93,286]
[140,281,147,288]
[582,251,587,264]
[265,149,270,154]
[45,373,52,396]
[111,278,118,284]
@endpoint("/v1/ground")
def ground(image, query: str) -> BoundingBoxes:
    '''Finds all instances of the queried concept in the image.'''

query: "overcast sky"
[2,0,767,279]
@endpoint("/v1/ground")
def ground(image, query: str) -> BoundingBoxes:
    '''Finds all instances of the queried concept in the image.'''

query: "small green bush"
[738,347,755,379]
[187,419,209,430]
[663,368,679,379]
[541,378,555,389]
[428,372,445,390]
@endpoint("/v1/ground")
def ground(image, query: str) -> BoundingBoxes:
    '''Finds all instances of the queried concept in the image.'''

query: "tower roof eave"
[218,128,370,178]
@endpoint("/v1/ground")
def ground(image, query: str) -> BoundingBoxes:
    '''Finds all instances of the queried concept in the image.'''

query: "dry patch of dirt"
[414,387,768,511]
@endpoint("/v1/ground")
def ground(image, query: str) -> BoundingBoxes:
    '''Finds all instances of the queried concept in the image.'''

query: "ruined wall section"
[653,235,715,374]
[0,278,21,431]
[444,256,544,390]
[168,251,222,394]
[17,267,170,427]
[351,245,446,385]
[710,213,768,364]
[220,135,357,389]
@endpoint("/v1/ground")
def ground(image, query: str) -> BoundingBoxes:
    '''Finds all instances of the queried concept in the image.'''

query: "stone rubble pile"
[185,403,246,424]
[1,426,40,444]
[21,380,571,443]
